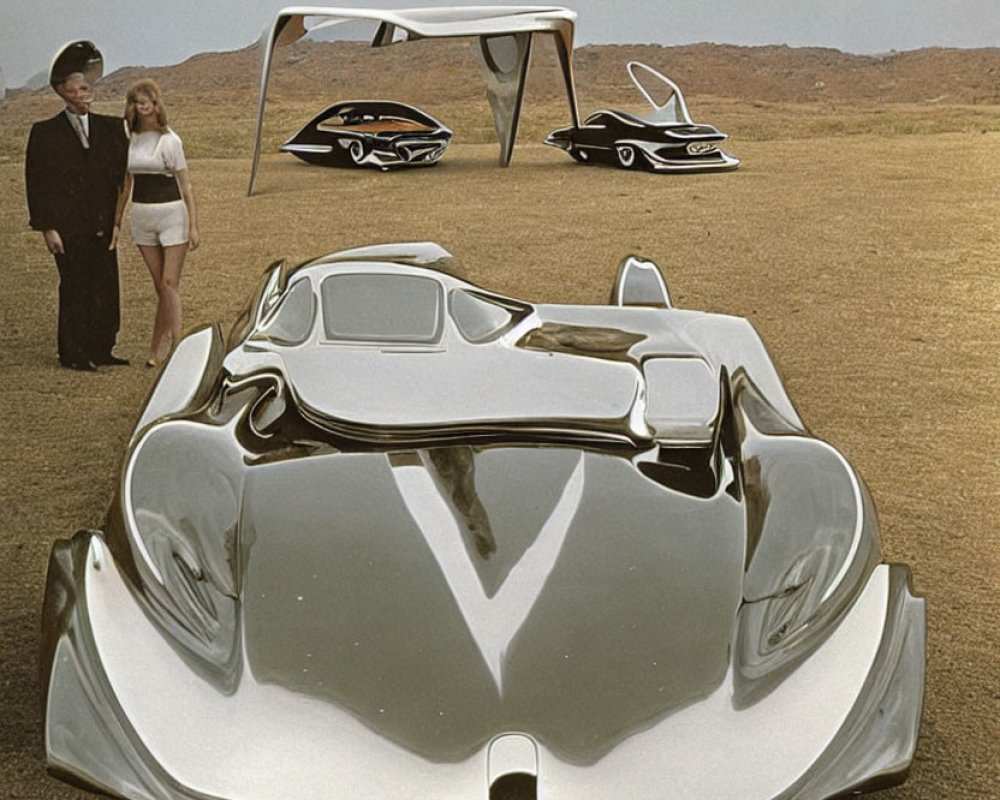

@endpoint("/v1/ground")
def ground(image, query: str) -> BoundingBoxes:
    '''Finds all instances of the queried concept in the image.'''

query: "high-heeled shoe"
[150,334,173,367]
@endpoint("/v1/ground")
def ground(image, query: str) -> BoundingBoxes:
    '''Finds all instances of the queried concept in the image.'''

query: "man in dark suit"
[25,41,129,371]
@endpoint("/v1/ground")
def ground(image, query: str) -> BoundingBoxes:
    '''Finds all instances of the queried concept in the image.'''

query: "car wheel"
[348,139,370,165]
[616,144,637,169]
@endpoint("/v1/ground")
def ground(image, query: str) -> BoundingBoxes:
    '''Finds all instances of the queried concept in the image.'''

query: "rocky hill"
[10,39,1000,106]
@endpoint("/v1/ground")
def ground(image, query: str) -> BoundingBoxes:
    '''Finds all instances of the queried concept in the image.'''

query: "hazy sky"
[2,0,998,88]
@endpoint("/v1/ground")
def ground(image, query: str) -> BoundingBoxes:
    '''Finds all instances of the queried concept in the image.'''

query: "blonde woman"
[117,78,199,367]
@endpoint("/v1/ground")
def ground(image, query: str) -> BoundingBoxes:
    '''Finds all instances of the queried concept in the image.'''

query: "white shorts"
[130,200,189,247]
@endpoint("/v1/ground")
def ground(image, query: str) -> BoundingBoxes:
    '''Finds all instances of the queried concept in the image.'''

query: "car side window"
[449,289,525,343]
[254,278,315,345]
[321,273,443,343]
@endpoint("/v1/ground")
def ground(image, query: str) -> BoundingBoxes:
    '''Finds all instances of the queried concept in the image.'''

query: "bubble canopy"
[49,40,103,88]
[249,5,580,194]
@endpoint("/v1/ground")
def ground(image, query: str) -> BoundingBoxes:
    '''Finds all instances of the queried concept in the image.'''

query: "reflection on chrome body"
[280,100,452,170]
[545,60,741,172]
[42,243,924,800]
[249,6,580,193]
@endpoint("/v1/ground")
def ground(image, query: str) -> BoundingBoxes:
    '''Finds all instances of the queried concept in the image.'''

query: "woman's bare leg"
[158,242,189,358]
[137,244,166,363]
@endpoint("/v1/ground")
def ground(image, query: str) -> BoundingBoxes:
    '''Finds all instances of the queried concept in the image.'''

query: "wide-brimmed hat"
[49,40,103,88]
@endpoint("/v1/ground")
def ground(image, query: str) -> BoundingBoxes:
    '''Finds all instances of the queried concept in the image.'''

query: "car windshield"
[255,278,316,345]
[320,273,443,343]
[449,289,526,343]
[643,94,682,124]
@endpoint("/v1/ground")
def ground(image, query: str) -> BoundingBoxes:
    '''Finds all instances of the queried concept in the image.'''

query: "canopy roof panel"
[276,5,577,42]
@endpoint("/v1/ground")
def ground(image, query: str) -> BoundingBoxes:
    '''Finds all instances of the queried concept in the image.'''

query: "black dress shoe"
[94,353,130,366]
[63,360,97,372]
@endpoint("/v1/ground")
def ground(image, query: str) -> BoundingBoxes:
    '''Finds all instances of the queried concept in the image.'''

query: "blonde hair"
[125,78,168,134]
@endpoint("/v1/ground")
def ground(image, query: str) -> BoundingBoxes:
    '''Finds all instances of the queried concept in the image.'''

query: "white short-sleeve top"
[128,129,187,175]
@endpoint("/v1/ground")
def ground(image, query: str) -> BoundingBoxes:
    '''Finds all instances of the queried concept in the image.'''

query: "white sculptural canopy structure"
[249,5,580,194]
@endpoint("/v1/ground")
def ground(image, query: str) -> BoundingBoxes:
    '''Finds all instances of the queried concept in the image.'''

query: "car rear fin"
[611,254,672,308]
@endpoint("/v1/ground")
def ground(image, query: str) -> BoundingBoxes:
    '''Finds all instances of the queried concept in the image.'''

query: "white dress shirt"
[65,110,90,148]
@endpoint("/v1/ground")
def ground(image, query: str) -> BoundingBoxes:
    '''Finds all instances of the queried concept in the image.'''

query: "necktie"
[70,114,89,149]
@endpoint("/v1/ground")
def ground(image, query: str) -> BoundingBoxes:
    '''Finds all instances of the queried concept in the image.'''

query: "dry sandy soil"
[0,41,998,800]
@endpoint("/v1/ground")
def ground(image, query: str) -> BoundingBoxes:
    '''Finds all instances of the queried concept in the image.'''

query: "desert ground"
[0,40,998,799]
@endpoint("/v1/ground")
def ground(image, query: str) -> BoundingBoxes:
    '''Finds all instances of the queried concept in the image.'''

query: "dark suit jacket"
[25,111,129,238]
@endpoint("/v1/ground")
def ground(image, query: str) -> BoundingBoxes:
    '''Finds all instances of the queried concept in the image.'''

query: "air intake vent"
[488,733,538,800]
[489,772,537,800]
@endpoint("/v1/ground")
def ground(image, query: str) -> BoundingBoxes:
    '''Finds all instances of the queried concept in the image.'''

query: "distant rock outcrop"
[23,70,50,91]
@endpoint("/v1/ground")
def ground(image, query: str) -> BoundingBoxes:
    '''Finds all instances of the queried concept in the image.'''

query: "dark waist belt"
[133,173,181,203]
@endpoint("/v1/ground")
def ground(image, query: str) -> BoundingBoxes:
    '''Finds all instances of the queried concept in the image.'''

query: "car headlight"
[120,417,246,681]
[731,421,882,708]
[687,141,718,156]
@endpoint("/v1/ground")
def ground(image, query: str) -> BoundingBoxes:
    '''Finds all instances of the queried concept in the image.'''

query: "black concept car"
[546,61,740,172]
[42,242,924,800]
[280,100,452,170]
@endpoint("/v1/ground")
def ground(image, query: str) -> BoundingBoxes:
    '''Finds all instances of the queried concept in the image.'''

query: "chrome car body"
[546,61,740,172]
[42,243,923,800]
[280,100,452,170]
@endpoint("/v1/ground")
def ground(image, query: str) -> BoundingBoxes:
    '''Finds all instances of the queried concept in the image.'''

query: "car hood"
[238,445,745,764]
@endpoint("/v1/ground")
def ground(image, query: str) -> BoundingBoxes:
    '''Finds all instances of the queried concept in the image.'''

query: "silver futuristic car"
[42,242,924,800]
[545,61,740,172]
